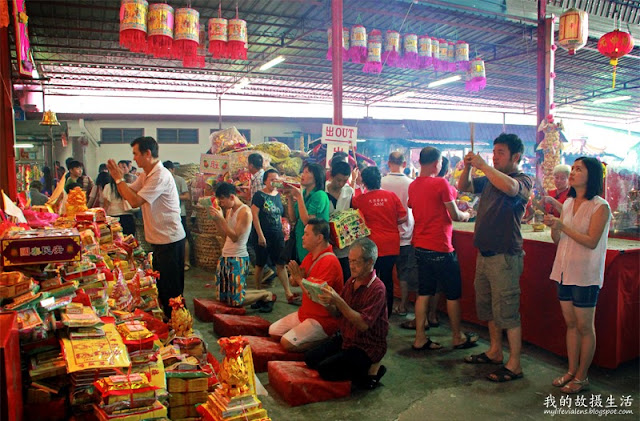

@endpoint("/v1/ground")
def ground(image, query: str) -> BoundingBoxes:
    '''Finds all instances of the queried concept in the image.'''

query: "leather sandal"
[552,372,575,387]
[561,378,589,394]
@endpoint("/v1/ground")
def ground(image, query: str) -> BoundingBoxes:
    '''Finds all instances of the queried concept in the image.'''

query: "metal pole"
[535,0,548,184]
[218,96,222,130]
[0,26,17,199]
[331,0,343,125]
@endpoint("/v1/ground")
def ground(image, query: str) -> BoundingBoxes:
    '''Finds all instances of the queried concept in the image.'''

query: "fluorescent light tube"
[14,143,35,148]
[592,95,631,104]
[259,56,285,71]
[428,75,461,88]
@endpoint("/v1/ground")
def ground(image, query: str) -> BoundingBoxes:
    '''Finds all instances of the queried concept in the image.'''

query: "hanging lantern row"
[327,25,472,75]
[118,0,249,68]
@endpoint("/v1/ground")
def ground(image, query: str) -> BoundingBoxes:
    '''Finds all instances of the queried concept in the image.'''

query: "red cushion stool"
[245,336,305,373]
[212,314,271,338]
[193,298,246,322]
[267,361,351,407]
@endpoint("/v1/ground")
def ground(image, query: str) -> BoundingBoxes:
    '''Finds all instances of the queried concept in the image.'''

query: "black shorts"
[415,248,462,300]
[557,283,600,308]
[255,230,286,266]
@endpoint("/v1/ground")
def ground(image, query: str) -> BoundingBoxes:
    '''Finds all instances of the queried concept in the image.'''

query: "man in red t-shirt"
[269,218,343,352]
[408,147,478,351]
[352,166,407,317]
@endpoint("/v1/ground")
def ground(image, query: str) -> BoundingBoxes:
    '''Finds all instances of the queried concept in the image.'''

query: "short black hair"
[437,156,450,178]
[68,160,83,170]
[263,168,279,184]
[118,159,131,166]
[303,162,326,192]
[419,146,441,165]
[331,161,351,177]
[361,166,381,190]
[163,160,175,170]
[130,136,159,158]
[30,180,43,191]
[494,133,524,163]
[65,182,82,193]
[65,157,74,170]
[568,157,603,200]
[215,182,237,198]
[98,163,107,173]
[330,151,349,167]
[248,153,263,170]
[307,218,330,242]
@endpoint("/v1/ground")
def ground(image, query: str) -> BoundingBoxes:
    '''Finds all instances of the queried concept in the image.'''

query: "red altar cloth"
[451,229,639,369]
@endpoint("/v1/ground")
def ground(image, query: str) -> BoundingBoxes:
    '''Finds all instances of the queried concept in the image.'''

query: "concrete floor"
[183,267,639,421]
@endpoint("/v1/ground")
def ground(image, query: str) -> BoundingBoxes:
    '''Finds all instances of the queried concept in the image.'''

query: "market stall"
[0,186,271,420]
[451,222,639,369]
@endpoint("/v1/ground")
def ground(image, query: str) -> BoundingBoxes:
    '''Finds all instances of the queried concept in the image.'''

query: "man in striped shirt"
[305,237,389,390]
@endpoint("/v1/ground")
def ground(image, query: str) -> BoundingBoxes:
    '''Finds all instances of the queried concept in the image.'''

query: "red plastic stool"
[193,298,246,322]
[212,314,271,338]
[268,361,351,407]
[245,336,305,372]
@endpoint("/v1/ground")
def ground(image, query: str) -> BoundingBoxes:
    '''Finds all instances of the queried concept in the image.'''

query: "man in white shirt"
[381,151,416,317]
[164,160,192,271]
[107,136,186,317]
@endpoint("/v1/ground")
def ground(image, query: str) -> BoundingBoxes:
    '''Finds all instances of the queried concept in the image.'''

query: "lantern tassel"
[610,58,618,89]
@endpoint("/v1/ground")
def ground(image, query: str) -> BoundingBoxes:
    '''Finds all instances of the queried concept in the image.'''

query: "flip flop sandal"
[486,366,524,382]
[412,339,443,351]
[464,352,503,364]
[453,332,479,350]
[400,320,429,330]
[363,365,387,390]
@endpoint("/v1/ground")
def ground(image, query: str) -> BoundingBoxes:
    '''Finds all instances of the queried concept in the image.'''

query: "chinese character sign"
[321,124,358,147]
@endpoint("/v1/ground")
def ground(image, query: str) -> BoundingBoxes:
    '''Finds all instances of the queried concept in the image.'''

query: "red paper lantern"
[382,30,400,67]
[597,29,635,88]
[173,7,199,60]
[228,18,248,60]
[363,29,382,74]
[146,3,173,58]
[349,25,367,64]
[119,0,148,53]
[208,17,228,59]
[184,26,206,68]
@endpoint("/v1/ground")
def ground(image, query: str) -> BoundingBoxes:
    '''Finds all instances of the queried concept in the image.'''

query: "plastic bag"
[209,127,248,154]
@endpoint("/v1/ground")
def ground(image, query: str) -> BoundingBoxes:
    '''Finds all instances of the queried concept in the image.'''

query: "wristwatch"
[115,178,124,184]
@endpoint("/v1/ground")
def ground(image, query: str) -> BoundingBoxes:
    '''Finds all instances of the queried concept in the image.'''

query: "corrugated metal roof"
[9,0,640,123]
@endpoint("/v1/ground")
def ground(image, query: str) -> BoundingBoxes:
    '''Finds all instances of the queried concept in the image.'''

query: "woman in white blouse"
[543,157,611,394]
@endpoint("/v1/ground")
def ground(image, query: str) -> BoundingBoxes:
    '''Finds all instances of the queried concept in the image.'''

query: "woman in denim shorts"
[544,157,611,394]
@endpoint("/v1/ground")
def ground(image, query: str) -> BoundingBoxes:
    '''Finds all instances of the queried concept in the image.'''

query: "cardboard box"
[167,377,209,393]
[169,391,208,407]
[1,228,82,266]
[169,404,200,419]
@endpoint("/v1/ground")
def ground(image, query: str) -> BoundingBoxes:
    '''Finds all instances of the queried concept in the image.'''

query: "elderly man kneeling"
[304,237,389,390]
